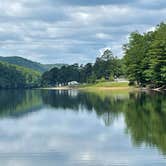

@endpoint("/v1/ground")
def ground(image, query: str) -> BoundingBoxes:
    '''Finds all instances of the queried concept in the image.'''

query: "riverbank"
[41,86,72,90]
[41,81,136,91]
[40,81,166,92]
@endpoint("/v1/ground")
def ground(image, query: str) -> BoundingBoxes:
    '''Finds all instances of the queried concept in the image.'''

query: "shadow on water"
[0,89,166,154]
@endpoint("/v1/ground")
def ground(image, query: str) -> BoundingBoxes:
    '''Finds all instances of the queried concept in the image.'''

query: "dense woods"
[41,49,125,86]
[124,22,166,88]
[0,57,65,89]
[0,62,41,89]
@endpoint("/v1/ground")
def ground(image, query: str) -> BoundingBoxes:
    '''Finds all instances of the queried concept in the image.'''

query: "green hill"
[0,61,41,89]
[0,56,66,73]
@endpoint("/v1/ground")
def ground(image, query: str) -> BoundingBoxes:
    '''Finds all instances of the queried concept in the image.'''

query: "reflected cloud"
[0,90,165,165]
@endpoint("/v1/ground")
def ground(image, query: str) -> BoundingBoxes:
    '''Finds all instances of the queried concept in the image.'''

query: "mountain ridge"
[0,56,66,73]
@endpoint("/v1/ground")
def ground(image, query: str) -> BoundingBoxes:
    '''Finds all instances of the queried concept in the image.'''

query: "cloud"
[0,0,165,64]
[95,33,112,39]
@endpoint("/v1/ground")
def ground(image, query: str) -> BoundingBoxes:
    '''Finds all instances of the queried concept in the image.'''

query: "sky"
[0,0,165,64]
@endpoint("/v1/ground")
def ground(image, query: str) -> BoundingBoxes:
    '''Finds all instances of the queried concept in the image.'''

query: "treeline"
[41,49,125,86]
[0,22,165,89]
[0,62,41,89]
[124,22,166,88]
[41,23,166,88]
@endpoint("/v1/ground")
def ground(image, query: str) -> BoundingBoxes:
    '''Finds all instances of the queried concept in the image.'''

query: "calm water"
[0,89,166,165]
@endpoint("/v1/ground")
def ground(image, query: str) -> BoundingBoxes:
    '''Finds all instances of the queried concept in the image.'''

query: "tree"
[124,22,166,88]
[0,62,41,89]
[41,49,125,86]
[146,23,166,87]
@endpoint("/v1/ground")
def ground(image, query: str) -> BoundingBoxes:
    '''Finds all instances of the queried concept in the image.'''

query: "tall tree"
[124,22,166,88]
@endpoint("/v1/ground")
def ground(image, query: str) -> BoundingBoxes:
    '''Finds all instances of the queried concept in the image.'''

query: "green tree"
[124,22,166,88]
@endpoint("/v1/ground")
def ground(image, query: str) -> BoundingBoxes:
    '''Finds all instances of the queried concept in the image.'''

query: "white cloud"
[95,33,112,39]
[146,26,156,32]
[0,0,165,63]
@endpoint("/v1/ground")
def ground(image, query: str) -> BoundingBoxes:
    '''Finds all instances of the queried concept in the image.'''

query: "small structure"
[68,81,79,86]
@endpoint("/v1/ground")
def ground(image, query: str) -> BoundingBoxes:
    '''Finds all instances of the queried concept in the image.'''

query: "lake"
[0,89,166,165]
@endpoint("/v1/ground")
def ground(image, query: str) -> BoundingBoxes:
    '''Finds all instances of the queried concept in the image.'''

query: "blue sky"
[0,0,165,64]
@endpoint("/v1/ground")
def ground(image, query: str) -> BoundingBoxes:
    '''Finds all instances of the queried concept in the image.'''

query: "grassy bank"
[78,81,133,90]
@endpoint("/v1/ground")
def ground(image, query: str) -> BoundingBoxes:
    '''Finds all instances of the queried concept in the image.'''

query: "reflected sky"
[0,90,166,165]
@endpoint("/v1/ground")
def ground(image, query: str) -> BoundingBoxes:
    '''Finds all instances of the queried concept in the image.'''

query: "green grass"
[79,81,129,88]
[93,81,129,87]
[78,81,137,95]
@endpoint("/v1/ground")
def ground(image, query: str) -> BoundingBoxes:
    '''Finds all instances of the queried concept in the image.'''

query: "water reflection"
[0,89,166,165]
[0,90,42,117]
[124,92,166,154]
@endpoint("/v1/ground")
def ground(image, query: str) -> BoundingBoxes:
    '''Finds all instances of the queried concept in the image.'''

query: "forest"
[0,62,41,89]
[41,49,125,86]
[0,22,165,89]
[124,22,166,88]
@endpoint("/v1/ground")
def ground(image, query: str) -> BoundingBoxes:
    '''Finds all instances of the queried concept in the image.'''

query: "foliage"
[0,56,66,73]
[124,23,166,88]
[41,49,125,86]
[0,62,41,89]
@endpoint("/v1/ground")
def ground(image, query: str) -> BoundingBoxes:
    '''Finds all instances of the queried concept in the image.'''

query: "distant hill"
[0,61,41,89]
[0,56,66,73]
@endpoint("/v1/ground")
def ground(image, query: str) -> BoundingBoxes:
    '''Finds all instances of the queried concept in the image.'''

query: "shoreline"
[40,86,72,90]
[40,86,136,91]
[39,86,166,92]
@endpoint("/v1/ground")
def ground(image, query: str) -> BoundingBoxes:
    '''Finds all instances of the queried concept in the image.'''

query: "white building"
[68,81,79,86]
